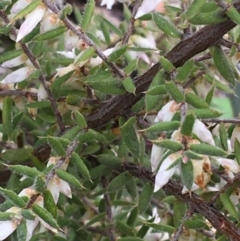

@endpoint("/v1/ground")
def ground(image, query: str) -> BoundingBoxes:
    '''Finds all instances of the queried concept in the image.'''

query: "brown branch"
[201,118,240,124]
[0,90,38,99]
[102,177,116,241]
[121,161,240,241]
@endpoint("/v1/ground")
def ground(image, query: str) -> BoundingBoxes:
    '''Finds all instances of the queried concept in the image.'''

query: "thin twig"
[86,226,108,236]
[0,90,37,99]
[102,177,116,241]
[0,11,65,132]
[122,0,141,45]
[171,208,194,241]
[42,0,125,78]
[45,139,79,186]
[80,194,99,215]
[201,118,240,124]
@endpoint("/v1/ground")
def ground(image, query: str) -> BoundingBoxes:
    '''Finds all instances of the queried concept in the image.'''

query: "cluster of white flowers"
[0,157,72,241]
[149,101,240,193]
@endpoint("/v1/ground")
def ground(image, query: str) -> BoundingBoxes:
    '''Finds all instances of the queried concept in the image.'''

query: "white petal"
[38,217,58,233]
[26,219,39,241]
[192,119,215,145]
[100,0,115,9]
[1,55,26,68]
[216,158,239,173]
[135,0,163,19]
[16,6,46,42]
[1,67,33,84]
[132,35,156,49]
[0,220,18,240]
[18,187,36,198]
[154,154,178,192]
[11,0,31,14]
[155,101,180,122]
[40,12,59,33]
[64,30,79,51]
[150,144,164,172]
[47,178,61,203]
[182,183,199,194]
[37,84,48,101]
[231,125,240,149]
[59,179,72,198]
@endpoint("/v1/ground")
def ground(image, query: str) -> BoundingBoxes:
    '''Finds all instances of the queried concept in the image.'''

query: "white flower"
[131,34,156,49]
[100,0,115,9]
[135,0,163,19]
[37,84,48,101]
[150,144,164,172]
[154,153,179,192]
[192,119,215,145]
[1,55,27,68]
[155,101,181,122]
[64,30,79,51]
[11,0,31,14]
[1,66,34,84]
[216,158,239,174]
[231,125,240,149]
[40,12,60,33]
[16,5,46,42]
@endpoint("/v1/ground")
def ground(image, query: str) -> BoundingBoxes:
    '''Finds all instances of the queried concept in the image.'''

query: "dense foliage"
[1,0,240,240]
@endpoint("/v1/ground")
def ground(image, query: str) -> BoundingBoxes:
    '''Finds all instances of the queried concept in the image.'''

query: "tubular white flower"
[154,153,179,192]
[231,125,240,149]
[150,144,164,172]
[11,0,31,14]
[37,84,48,101]
[131,34,156,49]
[1,66,34,84]
[192,119,215,145]
[100,0,115,9]
[40,12,60,33]
[0,220,18,241]
[64,30,79,51]
[1,55,26,68]
[155,101,181,122]
[216,158,240,174]
[135,0,163,19]
[26,219,39,241]
[16,5,46,42]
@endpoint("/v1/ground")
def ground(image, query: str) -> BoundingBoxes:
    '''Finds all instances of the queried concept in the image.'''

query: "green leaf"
[173,200,187,228]
[13,0,41,20]
[89,164,111,179]
[144,222,175,234]
[226,6,240,25]
[205,86,214,105]
[34,26,66,41]
[56,169,83,189]
[127,206,138,227]
[1,148,33,162]
[17,220,27,241]
[152,140,184,152]
[101,17,123,36]
[108,171,132,192]
[116,220,135,236]
[125,178,137,198]
[2,96,12,136]
[181,114,195,136]
[220,192,238,219]
[212,45,236,85]
[138,183,153,214]
[181,161,194,190]
[184,150,202,160]
[71,152,91,181]
[44,190,57,219]
[185,0,206,18]
[21,210,35,220]
[97,154,122,168]
[0,187,26,208]
[108,45,128,62]
[75,47,95,64]
[48,137,66,156]
[144,121,180,134]
[189,143,226,156]
[74,111,87,129]
[184,218,207,229]
[185,92,209,108]
[120,117,140,158]
[0,212,15,221]
[122,76,136,94]
[50,70,74,90]
[22,25,40,43]
[101,19,111,45]
[219,122,228,151]
[159,56,175,72]
[7,165,42,179]
[165,82,185,103]
[85,77,126,95]
[176,60,194,81]
[32,204,59,230]
[118,238,143,241]
[81,0,95,31]
[153,13,182,38]
[190,108,222,118]
[25,101,50,108]
[234,139,240,165]
[146,85,167,95]
[62,126,82,141]
[0,50,22,63]
[189,8,226,25]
